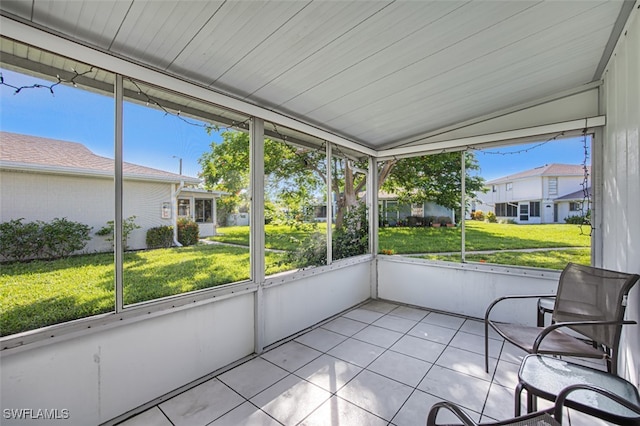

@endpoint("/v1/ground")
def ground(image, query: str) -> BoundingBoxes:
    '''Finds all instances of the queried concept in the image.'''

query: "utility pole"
[172,156,182,175]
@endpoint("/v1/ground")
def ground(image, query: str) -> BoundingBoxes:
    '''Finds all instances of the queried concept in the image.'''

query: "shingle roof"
[487,163,590,184]
[555,187,592,201]
[0,131,199,183]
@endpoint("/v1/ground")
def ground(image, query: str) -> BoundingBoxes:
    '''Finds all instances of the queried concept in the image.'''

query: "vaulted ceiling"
[0,1,633,150]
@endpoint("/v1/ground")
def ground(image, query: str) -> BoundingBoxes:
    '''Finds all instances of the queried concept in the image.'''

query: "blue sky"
[1,67,590,181]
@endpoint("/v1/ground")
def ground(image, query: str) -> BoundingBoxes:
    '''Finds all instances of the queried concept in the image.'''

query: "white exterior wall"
[0,171,174,252]
[600,6,640,386]
[0,294,255,425]
[511,177,541,201]
[555,176,587,199]
[123,180,175,249]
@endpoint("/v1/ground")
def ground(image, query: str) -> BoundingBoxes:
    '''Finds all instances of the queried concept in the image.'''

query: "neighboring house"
[177,188,227,236]
[0,132,225,252]
[474,163,591,224]
[378,192,455,226]
[306,192,455,226]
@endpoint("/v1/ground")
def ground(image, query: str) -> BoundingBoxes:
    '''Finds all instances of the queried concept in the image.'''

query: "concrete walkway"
[407,247,585,257]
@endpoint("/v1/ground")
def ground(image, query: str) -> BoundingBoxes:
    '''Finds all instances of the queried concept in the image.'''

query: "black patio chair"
[484,262,639,375]
[426,384,640,425]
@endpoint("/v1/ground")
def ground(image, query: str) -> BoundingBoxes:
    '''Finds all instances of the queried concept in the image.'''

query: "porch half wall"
[0,261,372,425]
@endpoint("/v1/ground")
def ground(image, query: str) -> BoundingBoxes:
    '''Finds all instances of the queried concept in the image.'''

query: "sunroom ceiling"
[0,0,630,150]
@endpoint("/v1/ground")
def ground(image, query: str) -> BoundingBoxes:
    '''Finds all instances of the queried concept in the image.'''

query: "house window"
[195,199,212,223]
[529,201,540,217]
[492,185,497,192]
[549,177,558,195]
[506,182,513,191]
[495,203,517,217]
[178,199,190,217]
[569,202,582,211]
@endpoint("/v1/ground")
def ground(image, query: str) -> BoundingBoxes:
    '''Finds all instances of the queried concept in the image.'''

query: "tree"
[380,152,485,218]
[198,131,485,228]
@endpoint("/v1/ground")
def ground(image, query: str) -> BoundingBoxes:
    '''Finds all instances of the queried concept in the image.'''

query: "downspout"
[172,181,185,247]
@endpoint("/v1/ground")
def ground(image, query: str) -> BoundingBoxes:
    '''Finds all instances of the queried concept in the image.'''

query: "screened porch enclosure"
[0,2,639,425]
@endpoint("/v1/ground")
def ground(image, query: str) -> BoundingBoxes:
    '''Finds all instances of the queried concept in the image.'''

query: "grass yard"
[211,223,326,251]
[379,221,590,254]
[0,244,291,336]
[1,220,591,336]
[214,221,590,254]
[418,248,591,270]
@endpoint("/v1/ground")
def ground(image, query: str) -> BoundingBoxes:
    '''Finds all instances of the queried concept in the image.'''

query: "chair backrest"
[552,263,639,348]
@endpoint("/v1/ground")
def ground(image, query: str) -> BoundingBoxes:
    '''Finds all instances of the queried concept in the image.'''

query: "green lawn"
[1,221,591,336]
[379,221,590,254]
[211,223,326,251]
[418,248,591,270]
[213,221,590,254]
[0,244,291,336]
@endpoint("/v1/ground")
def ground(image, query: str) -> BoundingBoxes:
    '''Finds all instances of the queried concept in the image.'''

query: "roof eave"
[0,161,201,184]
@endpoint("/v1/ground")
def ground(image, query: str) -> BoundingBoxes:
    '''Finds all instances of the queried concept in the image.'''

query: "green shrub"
[177,218,199,246]
[41,218,92,258]
[333,202,369,260]
[0,217,91,261]
[472,210,485,221]
[146,226,174,249]
[285,232,327,267]
[284,202,369,268]
[486,211,497,223]
[565,215,589,225]
[95,215,141,250]
[0,218,44,261]
[436,216,452,226]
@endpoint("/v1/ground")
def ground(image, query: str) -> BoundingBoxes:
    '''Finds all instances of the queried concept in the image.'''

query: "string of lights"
[0,66,96,95]
[125,78,225,133]
[579,124,593,236]
[467,132,565,156]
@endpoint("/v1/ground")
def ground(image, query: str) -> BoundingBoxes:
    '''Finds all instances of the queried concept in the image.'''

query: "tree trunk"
[335,161,358,229]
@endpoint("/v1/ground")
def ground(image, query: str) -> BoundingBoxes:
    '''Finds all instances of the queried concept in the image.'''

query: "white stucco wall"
[600,6,640,386]
[0,170,174,253]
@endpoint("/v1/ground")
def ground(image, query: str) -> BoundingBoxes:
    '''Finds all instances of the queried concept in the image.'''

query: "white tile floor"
[117,300,615,426]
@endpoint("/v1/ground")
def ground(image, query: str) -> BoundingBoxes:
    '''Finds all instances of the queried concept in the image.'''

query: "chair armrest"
[554,384,640,420]
[485,294,557,323]
[533,320,637,352]
[426,401,478,426]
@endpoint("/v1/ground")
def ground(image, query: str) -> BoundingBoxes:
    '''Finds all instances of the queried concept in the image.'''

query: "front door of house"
[519,203,529,222]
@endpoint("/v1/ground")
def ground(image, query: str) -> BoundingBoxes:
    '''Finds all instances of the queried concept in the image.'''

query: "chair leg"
[608,355,617,376]
[515,382,524,416]
[484,322,489,373]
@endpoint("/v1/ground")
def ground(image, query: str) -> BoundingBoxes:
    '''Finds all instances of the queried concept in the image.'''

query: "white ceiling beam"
[376,116,606,160]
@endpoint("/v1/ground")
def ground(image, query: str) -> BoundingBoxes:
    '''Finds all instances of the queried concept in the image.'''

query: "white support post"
[212,197,218,236]
[591,128,603,268]
[250,118,265,354]
[326,143,333,265]
[369,156,379,299]
[461,150,466,262]
[114,74,124,312]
